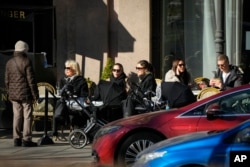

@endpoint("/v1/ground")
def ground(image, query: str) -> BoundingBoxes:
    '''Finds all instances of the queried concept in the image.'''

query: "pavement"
[0,129,95,167]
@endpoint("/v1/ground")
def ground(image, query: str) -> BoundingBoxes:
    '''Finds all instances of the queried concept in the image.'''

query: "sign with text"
[0,8,33,21]
[230,151,250,167]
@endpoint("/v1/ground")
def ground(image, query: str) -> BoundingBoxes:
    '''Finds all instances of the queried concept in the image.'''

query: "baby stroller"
[123,82,164,117]
[58,84,106,149]
[67,98,106,149]
[68,80,128,149]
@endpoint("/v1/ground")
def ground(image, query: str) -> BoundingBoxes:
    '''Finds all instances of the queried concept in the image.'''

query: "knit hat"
[14,40,29,53]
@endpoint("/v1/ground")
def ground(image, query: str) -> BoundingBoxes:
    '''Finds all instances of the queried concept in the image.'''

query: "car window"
[182,105,206,116]
[205,90,250,115]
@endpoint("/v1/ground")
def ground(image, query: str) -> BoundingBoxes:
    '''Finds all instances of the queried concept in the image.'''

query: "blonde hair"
[65,59,81,76]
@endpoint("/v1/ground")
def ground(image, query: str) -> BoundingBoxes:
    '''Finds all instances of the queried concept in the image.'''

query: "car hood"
[139,130,221,154]
[104,108,179,128]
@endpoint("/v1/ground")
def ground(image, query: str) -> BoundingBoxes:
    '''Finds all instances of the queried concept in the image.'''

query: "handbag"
[54,100,68,121]
[122,96,134,118]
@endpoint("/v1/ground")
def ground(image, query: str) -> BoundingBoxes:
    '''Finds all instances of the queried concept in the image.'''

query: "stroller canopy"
[161,81,196,108]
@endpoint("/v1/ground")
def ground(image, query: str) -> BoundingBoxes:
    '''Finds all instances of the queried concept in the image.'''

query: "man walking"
[5,40,39,147]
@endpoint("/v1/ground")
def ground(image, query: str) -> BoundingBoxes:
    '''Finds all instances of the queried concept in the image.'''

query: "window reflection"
[205,90,250,114]
[161,0,245,83]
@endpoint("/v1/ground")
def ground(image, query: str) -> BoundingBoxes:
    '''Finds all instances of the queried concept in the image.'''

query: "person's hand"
[33,100,38,107]
[85,97,91,104]
[176,69,180,75]
[210,78,222,88]
[215,80,222,89]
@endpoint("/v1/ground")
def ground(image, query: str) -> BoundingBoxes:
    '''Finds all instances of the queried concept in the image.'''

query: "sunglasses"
[136,67,145,70]
[112,69,121,72]
[217,64,225,67]
[64,67,71,70]
[178,64,185,67]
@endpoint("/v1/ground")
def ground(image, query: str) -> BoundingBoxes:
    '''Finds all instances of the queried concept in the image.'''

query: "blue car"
[133,120,250,167]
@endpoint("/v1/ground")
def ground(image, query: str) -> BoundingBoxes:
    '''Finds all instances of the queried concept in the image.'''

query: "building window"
[160,0,247,82]
[161,0,206,80]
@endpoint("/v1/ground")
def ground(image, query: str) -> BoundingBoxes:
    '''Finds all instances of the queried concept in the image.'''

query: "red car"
[92,84,250,167]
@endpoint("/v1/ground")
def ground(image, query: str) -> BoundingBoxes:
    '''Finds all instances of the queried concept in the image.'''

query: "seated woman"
[91,63,127,122]
[123,60,157,117]
[164,58,192,86]
[161,58,195,108]
[52,59,89,137]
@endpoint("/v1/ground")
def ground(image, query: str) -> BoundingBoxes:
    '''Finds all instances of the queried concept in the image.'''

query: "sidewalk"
[0,129,94,167]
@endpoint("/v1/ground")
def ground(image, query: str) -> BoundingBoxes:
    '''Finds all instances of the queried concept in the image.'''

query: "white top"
[164,69,180,82]
[222,72,230,83]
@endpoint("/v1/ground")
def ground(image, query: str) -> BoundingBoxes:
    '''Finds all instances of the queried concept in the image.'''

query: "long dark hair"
[172,58,191,85]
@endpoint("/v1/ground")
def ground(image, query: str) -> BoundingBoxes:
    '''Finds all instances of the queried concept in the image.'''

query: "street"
[0,129,95,167]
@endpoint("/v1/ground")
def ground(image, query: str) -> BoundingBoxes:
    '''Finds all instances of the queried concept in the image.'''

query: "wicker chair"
[32,82,56,130]
[197,87,220,100]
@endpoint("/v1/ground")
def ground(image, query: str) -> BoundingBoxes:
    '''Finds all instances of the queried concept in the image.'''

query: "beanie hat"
[14,40,29,53]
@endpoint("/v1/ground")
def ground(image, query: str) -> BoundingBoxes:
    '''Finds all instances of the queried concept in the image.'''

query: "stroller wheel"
[68,129,88,149]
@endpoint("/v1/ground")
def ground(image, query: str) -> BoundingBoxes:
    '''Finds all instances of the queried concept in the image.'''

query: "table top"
[192,89,201,95]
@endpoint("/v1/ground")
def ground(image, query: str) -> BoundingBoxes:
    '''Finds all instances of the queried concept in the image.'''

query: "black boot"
[14,138,22,147]
[22,140,37,147]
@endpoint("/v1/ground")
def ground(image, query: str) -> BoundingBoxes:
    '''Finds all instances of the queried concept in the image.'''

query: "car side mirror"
[206,103,221,120]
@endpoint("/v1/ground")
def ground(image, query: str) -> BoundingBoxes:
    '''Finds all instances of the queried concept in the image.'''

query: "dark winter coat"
[214,65,244,90]
[161,81,196,108]
[122,73,156,117]
[176,70,191,86]
[91,72,127,122]
[138,72,157,93]
[59,75,89,97]
[93,72,127,106]
[5,52,39,101]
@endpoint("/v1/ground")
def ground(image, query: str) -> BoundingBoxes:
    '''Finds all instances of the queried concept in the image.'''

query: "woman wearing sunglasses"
[164,58,191,86]
[52,59,89,138]
[123,60,157,117]
[92,63,127,122]
[110,63,127,86]
[59,59,89,97]
[162,58,195,108]
[135,60,157,93]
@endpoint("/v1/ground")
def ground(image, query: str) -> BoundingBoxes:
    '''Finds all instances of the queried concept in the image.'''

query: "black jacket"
[93,72,127,106]
[176,70,191,86]
[214,65,243,90]
[60,75,89,97]
[138,73,157,93]
[161,81,196,108]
